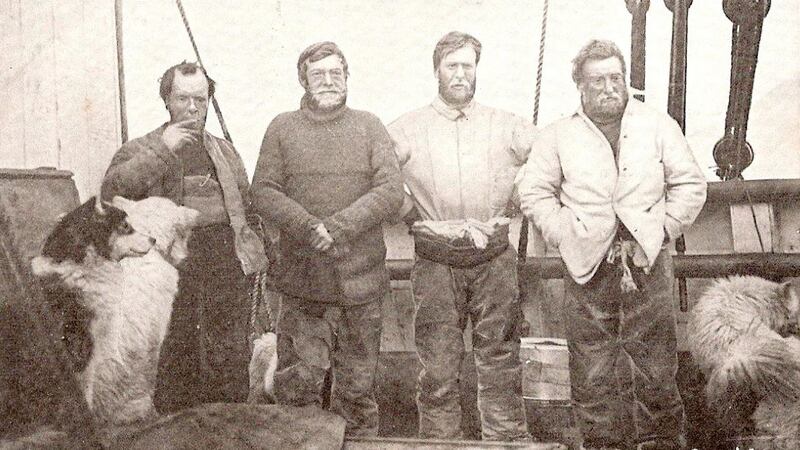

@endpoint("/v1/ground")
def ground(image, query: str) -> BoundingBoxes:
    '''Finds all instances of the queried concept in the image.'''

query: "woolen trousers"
[411,247,529,441]
[564,249,686,449]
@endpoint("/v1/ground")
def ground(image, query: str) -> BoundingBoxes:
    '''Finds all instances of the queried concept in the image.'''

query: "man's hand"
[310,223,334,252]
[161,119,201,151]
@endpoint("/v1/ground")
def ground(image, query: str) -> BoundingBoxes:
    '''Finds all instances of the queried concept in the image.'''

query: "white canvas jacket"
[517,98,707,284]
[388,97,531,223]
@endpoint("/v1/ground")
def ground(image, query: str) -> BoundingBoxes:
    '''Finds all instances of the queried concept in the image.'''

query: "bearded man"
[250,41,403,437]
[517,39,707,449]
[387,31,532,441]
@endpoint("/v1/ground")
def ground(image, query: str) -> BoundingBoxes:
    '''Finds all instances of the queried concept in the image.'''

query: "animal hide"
[688,275,800,448]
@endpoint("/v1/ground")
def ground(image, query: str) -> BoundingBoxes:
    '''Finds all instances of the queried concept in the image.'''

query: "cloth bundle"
[411,217,511,268]
[607,239,650,293]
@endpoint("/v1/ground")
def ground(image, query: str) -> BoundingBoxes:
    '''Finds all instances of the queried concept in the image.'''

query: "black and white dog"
[32,196,197,426]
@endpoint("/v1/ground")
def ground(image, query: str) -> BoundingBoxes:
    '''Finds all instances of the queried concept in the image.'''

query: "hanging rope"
[174,0,273,345]
[518,0,549,265]
[531,0,549,127]
[175,0,233,143]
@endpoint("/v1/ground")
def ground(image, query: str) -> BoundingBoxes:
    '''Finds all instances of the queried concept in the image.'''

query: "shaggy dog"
[687,275,800,448]
[32,196,198,426]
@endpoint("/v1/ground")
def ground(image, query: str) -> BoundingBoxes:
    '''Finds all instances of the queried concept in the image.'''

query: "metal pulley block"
[723,0,770,25]
[713,137,755,180]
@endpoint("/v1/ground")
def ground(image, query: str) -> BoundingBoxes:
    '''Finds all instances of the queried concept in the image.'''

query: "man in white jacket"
[388,31,531,441]
[517,40,707,449]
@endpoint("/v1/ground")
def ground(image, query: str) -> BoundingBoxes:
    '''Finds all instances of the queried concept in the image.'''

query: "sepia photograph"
[1,1,799,448]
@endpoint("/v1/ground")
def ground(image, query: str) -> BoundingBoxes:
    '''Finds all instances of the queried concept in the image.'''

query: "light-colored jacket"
[388,97,532,222]
[517,98,707,284]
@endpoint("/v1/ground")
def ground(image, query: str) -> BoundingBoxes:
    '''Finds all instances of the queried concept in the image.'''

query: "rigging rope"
[518,0,549,265]
[175,0,233,143]
[174,0,273,342]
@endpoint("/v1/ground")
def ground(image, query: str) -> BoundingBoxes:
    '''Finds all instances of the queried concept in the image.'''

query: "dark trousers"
[564,249,686,449]
[411,247,529,441]
[274,296,382,437]
[154,225,251,414]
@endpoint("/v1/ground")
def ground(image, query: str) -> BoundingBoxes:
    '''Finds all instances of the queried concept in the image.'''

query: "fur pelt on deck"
[688,275,800,448]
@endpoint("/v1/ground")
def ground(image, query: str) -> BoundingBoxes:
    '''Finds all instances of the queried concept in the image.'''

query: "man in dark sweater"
[251,41,403,437]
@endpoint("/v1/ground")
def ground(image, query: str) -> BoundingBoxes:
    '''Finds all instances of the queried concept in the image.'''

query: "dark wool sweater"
[252,103,403,305]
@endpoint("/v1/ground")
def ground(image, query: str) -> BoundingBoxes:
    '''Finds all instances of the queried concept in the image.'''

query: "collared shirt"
[388,97,531,222]
[517,98,707,284]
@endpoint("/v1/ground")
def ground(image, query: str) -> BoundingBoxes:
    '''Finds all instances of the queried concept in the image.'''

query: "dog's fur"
[32,196,197,426]
[688,275,800,448]
[248,332,278,404]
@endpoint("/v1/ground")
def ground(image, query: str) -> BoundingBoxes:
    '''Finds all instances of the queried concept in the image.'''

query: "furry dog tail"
[706,331,800,419]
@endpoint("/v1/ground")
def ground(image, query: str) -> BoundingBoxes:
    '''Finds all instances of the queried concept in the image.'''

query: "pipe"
[388,253,800,281]
[706,179,800,204]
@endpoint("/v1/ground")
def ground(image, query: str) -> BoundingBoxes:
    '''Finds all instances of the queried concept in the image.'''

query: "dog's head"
[40,196,155,264]
[111,196,199,266]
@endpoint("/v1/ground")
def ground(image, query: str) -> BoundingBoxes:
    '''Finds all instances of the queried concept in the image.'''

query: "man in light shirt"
[388,31,532,441]
[517,39,707,449]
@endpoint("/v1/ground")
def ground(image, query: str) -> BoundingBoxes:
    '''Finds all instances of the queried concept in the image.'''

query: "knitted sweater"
[251,103,403,305]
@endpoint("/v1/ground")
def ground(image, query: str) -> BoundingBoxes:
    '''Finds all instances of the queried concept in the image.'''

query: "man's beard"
[582,91,628,123]
[438,78,476,107]
[308,90,347,113]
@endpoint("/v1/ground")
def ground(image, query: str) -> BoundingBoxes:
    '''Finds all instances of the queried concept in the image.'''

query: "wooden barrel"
[519,337,575,445]
[519,337,571,403]
[0,168,80,262]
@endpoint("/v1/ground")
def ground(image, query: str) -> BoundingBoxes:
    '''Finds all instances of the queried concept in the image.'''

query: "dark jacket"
[251,104,404,305]
[101,124,266,275]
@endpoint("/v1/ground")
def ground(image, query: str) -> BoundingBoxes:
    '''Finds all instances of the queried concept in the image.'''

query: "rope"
[733,177,766,253]
[174,0,270,347]
[174,0,233,143]
[531,0,548,126]
[518,0,549,265]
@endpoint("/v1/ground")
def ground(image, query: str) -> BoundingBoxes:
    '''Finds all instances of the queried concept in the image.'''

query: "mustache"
[311,86,346,94]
